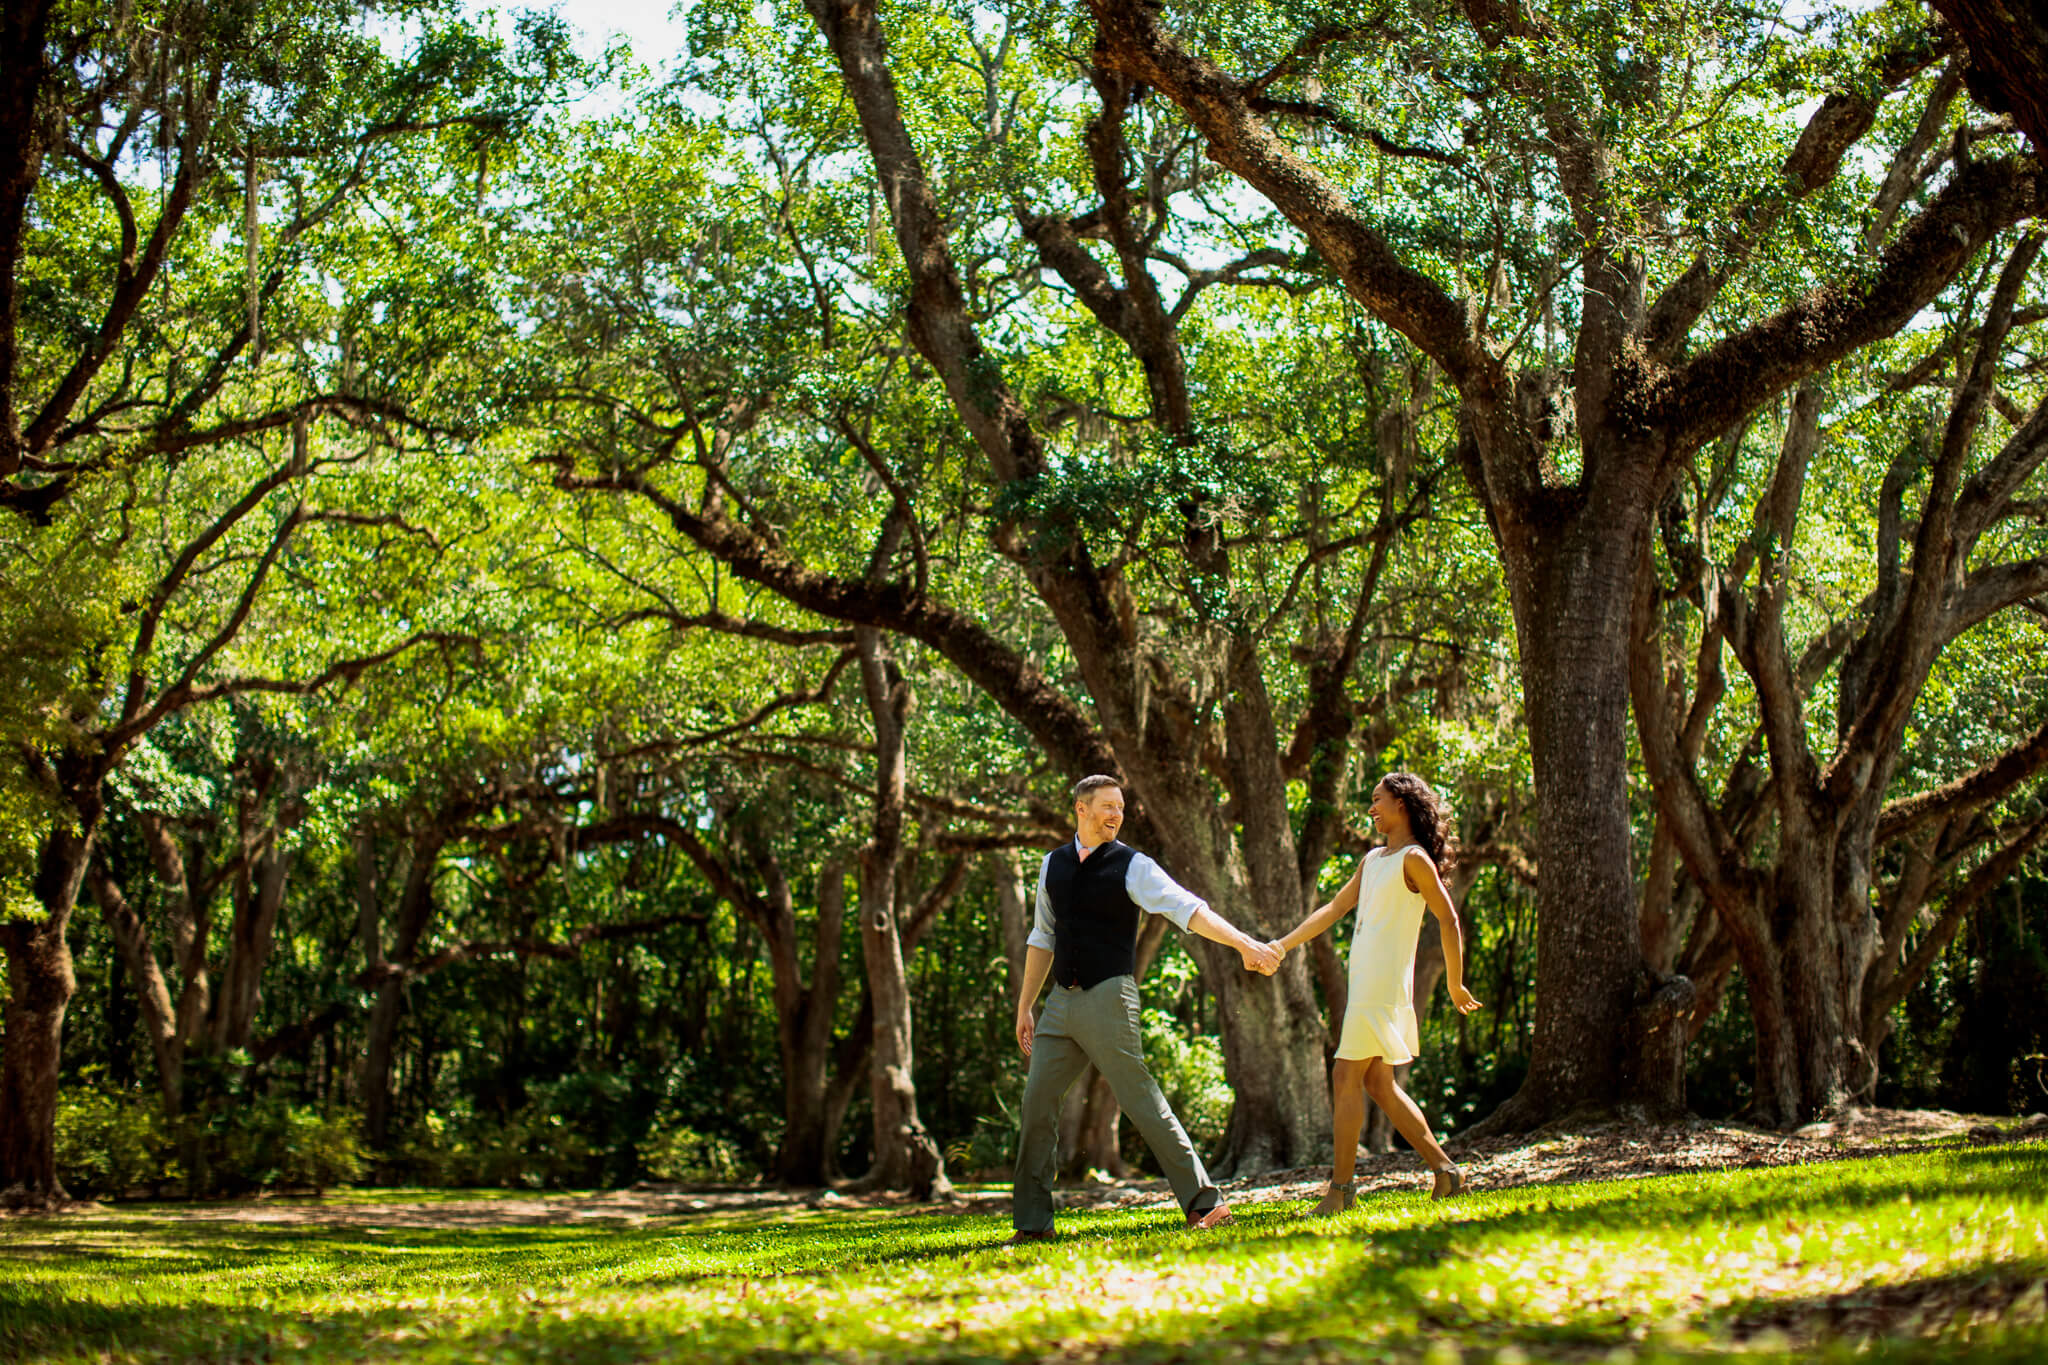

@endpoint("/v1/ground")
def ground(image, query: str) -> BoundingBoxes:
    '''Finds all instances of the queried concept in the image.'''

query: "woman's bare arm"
[1405,847,1481,1013]
[1275,859,1365,953]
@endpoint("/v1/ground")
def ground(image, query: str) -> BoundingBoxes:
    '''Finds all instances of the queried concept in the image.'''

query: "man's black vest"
[1044,840,1141,989]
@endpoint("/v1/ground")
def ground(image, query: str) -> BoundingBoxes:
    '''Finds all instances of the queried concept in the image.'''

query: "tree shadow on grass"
[1201,1144,2048,1263]
[4,1147,2044,1364]
[6,1287,2042,1365]
[1712,1265,2048,1352]
[547,1144,2048,1297]
[1132,1148,2048,1365]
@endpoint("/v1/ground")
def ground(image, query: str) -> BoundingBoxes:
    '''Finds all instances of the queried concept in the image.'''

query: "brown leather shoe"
[1186,1203,1234,1230]
[998,1228,1056,1247]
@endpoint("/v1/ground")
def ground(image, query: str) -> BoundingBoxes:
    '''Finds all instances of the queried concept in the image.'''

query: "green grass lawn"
[3,1143,2045,1363]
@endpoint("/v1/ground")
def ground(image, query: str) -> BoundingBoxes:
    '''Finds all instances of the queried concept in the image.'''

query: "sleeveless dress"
[1335,846,1428,1063]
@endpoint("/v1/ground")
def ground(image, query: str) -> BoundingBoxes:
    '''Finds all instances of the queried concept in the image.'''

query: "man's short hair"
[1072,774,1122,804]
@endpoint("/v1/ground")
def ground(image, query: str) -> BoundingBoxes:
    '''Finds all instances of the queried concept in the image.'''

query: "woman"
[1270,772,1481,1212]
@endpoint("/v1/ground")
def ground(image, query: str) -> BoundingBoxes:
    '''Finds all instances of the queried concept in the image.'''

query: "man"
[1005,775,1280,1245]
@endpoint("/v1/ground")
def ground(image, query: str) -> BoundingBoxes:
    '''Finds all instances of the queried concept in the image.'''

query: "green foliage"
[198,1098,370,1194]
[1141,1006,1234,1159]
[640,1121,748,1184]
[9,0,2047,1201]
[52,1085,180,1198]
[392,1107,596,1190]
[991,431,1291,567]
[1884,874,2048,1118]
[53,1084,365,1196]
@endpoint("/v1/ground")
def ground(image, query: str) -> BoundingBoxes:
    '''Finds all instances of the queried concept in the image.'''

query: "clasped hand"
[1239,938,1285,976]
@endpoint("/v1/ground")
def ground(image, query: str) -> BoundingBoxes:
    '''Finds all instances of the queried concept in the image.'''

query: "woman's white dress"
[1335,846,1427,1064]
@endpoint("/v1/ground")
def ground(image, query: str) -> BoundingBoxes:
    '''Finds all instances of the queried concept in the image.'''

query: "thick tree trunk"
[853,628,949,1199]
[1929,0,2048,151]
[775,1028,833,1186]
[820,992,872,1184]
[1478,490,1693,1131]
[772,859,848,1187]
[1196,926,1335,1173]
[0,806,96,1205]
[993,851,1029,985]
[88,860,183,1116]
[853,838,935,1197]
[1058,1070,1125,1179]
[214,841,292,1052]
[362,832,444,1146]
[1096,646,1331,1174]
[1733,856,1881,1127]
[360,978,406,1146]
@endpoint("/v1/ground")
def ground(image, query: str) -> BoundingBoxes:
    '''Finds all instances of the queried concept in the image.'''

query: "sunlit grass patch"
[1,1143,2043,1363]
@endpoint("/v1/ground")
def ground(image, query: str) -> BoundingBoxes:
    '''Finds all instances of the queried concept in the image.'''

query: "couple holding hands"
[1004,772,1481,1245]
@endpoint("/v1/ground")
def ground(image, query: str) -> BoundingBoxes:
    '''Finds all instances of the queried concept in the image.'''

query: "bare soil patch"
[1062,1107,2048,1219]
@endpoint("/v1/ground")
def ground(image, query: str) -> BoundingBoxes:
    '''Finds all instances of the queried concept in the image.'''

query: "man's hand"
[1239,938,1281,975]
[1448,982,1482,1014]
[1016,1009,1035,1056]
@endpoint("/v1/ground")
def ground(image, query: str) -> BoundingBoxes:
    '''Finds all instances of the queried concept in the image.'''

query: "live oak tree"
[1632,217,2048,1125]
[0,422,474,1202]
[532,461,1061,1190]
[525,0,1507,1171]
[0,0,574,1202]
[1929,0,2048,152]
[1083,0,2047,1127]
[86,710,316,1125]
[0,0,571,522]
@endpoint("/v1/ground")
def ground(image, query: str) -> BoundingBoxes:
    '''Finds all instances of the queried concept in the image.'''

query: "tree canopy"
[2,0,2044,1206]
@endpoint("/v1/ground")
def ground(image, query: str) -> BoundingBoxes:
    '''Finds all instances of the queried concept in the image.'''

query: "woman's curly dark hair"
[1380,771,1455,874]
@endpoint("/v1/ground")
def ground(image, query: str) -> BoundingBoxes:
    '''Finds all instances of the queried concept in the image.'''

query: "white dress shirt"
[1025,837,1208,953]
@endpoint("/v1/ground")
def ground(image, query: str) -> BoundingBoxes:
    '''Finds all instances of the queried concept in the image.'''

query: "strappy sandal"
[1309,1180,1357,1216]
[1429,1163,1466,1200]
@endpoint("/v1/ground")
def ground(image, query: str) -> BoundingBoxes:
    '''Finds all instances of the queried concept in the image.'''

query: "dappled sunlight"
[3,1145,2045,1362]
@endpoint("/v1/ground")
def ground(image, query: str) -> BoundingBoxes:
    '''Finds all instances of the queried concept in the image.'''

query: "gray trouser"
[1012,974,1221,1232]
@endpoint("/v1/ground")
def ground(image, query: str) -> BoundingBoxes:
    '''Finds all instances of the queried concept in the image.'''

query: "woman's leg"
[1314,1057,1372,1214]
[1360,1057,1451,1170]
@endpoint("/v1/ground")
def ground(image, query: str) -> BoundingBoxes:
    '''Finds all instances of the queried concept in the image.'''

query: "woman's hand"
[1239,938,1281,975]
[1447,982,1481,1014]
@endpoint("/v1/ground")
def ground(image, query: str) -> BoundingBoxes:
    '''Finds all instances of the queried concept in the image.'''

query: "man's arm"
[1017,854,1057,1054]
[1015,945,1054,1055]
[1187,905,1281,974]
[1125,854,1279,973]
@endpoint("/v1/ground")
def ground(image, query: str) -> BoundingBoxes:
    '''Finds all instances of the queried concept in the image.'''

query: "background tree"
[10,1,2044,1208]
[527,0,1501,1171]
[0,0,581,1200]
[1929,0,2048,151]
[1085,0,2045,1128]
[1632,219,2048,1124]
